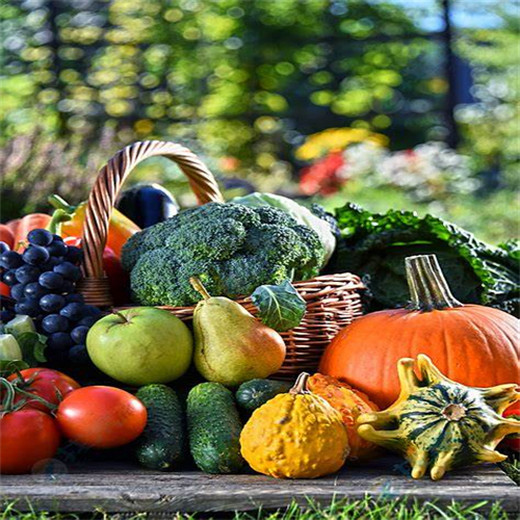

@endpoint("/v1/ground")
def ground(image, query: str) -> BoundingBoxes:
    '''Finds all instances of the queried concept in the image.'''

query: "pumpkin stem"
[290,372,311,395]
[405,255,463,311]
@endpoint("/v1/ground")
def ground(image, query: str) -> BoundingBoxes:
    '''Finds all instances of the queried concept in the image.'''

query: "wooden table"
[1,457,518,516]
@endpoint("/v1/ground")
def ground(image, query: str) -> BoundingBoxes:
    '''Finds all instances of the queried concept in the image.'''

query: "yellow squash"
[240,372,349,479]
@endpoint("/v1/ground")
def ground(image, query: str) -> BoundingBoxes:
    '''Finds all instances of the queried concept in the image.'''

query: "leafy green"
[328,203,519,315]
[251,280,306,332]
[16,332,48,367]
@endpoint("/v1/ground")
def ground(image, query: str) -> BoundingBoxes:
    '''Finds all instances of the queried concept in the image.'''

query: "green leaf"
[251,280,306,332]
[16,332,48,367]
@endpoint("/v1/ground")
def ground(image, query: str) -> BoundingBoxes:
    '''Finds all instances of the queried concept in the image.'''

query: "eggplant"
[116,184,179,228]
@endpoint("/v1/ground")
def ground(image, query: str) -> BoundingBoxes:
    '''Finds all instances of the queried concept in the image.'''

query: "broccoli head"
[122,202,325,306]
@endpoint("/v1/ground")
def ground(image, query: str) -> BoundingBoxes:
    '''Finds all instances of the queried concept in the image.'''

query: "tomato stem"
[0,377,58,413]
[0,378,15,411]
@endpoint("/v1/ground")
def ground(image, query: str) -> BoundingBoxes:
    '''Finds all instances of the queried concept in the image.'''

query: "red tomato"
[8,368,80,411]
[56,386,147,448]
[0,409,61,474]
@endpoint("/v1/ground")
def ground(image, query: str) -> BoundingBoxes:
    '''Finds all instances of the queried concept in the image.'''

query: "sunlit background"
[1,0,518,243]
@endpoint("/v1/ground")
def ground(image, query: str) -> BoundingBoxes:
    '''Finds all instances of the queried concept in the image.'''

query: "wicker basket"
[77,140,364,378]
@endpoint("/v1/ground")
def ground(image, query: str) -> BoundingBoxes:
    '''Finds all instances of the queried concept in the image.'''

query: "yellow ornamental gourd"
[240,372,349,479]
[357,354,520,481]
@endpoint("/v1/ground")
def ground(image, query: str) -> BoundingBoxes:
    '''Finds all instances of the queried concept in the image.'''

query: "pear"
[190,278,286,387]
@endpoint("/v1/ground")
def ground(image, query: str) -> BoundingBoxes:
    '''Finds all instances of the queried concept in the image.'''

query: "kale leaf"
[327,203,519,316]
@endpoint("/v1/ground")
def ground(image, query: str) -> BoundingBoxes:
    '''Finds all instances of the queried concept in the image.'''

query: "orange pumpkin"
[307,373,379,461]
[320,254,519,409]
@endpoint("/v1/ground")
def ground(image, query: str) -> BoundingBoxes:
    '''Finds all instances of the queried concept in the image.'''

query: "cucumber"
[0,334,22,361]
[5,315,35,337]
[186,382,244,474]
[236,378,291,413]
[135,384,185,471]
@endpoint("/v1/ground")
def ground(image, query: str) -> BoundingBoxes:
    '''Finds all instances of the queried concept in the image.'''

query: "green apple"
[86,307,193,385]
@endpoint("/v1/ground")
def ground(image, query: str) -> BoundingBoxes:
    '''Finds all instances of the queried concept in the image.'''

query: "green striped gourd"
[357,354,520,480]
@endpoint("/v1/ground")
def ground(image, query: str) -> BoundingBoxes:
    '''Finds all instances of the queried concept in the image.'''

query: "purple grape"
[39,272,64,291]
[0,251,23,270]
[78,316,97,327]
[40,257,61,272]
[41,314,69,334]
[3,270,19,287]
[15,265,40,284]
[47,240,67,257]
[65,246,83,264]
[22,245,50,266]
[1,309,15,323]
[47,332,74,351]
[83,305,102,317]
[27,229,53,247]
[59,302,84,321]
[24,282,48,299]
[61,280,75,294]
[39,293,66,313]
[0,242,10,254]
[66,293,84,304]
[54,262,81,281]
[70,325,89,344]
[10,284,26,301]
[14,298,41,317]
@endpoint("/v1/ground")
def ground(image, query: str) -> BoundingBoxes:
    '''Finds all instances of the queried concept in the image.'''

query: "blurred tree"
[455,4,520,188]
[1,0,446,172]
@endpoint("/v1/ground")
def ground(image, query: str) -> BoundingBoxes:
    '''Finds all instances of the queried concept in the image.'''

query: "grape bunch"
[0,229,102,366]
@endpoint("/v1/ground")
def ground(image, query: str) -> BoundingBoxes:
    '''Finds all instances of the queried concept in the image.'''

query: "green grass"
[1,497,513,520]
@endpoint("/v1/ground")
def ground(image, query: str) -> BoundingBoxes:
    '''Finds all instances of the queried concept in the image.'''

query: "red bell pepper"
[0,283,10,298]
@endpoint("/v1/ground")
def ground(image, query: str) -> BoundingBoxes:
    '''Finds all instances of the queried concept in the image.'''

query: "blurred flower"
[219,156,241,172]
[377,142,478,200]
[339,141,387,180]
[297,134,477,202]
[295,127,389,161]
[299,152,345,195]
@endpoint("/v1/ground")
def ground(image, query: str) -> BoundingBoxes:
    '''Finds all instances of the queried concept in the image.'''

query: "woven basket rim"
[116,272,365,312]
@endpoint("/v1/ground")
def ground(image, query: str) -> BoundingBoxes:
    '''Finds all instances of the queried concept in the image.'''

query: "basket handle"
[80,140,224,305]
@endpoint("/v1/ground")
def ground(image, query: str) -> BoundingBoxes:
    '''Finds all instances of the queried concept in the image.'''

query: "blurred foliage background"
[0,0,518,244]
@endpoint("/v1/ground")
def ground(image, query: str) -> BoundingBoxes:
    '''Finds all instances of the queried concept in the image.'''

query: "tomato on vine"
[7,368,80,411]
[0,379,61,474]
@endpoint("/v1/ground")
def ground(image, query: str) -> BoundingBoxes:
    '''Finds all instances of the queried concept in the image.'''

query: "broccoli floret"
[122,219,180,271]
[122,202,325,306]
[130,249,181,306]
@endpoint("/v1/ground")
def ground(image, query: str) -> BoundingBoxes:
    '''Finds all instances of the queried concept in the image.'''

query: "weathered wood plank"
[1,457,518,514]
